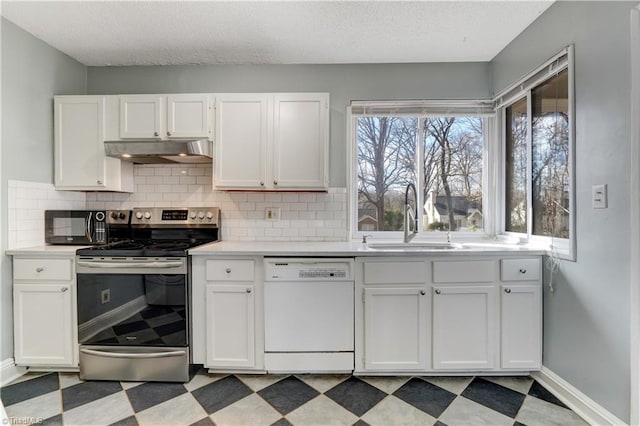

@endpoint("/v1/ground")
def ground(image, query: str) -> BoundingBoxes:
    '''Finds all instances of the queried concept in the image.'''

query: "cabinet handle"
[225,268,231,273]
[519,268,527,274]
[61,287,68,292]
[420,290,426,296]
[36,267,44,272]
[435,289,441,295]
[167,131,172,136]
[154,131,160,137]
[505,288,512,294]
[246,288,252,293]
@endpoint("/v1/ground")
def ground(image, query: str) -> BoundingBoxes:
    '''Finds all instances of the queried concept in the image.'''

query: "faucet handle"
[362,234,372,244]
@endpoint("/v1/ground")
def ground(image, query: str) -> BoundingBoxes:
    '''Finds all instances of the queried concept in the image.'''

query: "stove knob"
[135,212,143,220]
[190,211,197,219]
[206,211,214,220]
[118,212,126,220]
[110,211,119,219]
[144,211,152,219]
[198,211,205,219]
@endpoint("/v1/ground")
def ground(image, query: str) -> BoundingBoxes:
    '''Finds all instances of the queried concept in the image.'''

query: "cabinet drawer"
[432,260,494,283]
[363,261,426,284]
[501,258,541,281]
[13,258,73,281]
[206,259,255,282]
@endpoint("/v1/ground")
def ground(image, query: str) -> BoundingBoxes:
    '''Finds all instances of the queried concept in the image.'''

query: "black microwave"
[45,210,107,245]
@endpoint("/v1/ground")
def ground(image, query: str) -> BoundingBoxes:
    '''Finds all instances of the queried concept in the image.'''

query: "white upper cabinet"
[272,94,329,189]
[119,94,211,140]
[54,96,133,192]
[214,93,329,191]
[214,94,269,188]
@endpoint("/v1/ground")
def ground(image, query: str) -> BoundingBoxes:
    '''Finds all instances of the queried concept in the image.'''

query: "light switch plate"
[592,184,608,209]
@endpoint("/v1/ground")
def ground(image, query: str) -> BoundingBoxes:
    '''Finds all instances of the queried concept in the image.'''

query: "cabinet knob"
[420,290,426,296]
[225,268,231,273]
[435,289,441,295]
[97,180,103,185]
[274,181,278,185]
[36,267,44,272]
[167,131,172,136]
[154,131,160,137]
[61,287,68,292]
[519,268,527,274]
[505,288,512,294]
[260,181,265,186]
[246,288,252,294]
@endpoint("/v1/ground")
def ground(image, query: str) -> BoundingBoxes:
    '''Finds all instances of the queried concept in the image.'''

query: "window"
[499,47,574,258]
[350,101,492,238]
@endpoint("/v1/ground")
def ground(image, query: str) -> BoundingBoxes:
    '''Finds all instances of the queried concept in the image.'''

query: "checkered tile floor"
[2,368,588,426]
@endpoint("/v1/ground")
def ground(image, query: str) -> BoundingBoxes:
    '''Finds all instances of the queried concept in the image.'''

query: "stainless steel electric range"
[75,207,220,382]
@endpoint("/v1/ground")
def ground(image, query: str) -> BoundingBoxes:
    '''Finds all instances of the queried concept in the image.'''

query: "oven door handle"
[80,348,186,359]
[77,261,184,269]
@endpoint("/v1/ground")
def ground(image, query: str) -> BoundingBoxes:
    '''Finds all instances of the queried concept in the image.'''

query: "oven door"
[76,257,190,382]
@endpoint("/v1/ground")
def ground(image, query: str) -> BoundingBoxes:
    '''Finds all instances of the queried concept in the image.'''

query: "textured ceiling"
[1,1,554,66]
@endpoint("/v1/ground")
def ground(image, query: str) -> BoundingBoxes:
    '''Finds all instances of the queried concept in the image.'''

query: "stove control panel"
[131,207,220,226]
[106,210,130,224]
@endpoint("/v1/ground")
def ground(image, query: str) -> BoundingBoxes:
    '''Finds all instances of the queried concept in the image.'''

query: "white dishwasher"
[263,258,354,373]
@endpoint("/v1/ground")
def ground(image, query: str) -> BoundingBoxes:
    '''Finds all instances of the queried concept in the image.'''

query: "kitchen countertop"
[5,245,87,256]
[5,240,547,257]
[188,240,547,257]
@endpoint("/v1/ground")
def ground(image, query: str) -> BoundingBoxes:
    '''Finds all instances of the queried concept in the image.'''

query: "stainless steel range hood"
[104,139,213,164]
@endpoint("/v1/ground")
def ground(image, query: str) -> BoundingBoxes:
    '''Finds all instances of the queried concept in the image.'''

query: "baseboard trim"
[1,358,26,386]
[78,296,146,342]
[533,366,627,425]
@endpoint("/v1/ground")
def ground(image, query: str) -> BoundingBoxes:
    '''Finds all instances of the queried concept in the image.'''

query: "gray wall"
[88,62,492,188]
[1,18,87,360]
[491,2,634,421]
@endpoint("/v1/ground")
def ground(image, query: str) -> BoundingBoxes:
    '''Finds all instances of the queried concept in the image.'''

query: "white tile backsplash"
[7,180,87,249]
[85,164,348,242]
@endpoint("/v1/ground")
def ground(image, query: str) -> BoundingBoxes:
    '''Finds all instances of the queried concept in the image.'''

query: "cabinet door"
[432,285,496,370]
[205,284,255,368]
[54,96,106,188]
[272,94,328,189]
[363,287,427,370]
[14,284,74,366]
[214,94,268,188]
[167,94,210,139]
[501,284,542,369]
[120,95,163,138]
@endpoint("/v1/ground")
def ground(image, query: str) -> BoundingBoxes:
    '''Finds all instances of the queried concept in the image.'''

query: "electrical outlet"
[265,207,280,220]
[101,289,111,304]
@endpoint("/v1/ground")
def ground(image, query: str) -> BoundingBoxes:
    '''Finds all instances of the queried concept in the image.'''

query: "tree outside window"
[356,115,484,233]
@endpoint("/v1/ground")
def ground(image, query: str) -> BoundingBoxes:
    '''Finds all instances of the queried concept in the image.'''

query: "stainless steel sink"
[366,242,464,251]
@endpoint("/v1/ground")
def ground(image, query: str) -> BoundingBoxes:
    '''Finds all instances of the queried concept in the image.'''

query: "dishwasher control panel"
[264,258,353,281]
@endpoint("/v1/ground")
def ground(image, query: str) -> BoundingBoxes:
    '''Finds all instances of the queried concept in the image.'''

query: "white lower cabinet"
[205,284,255,368]
[12,257,77,367]
[191,256,263,371]
[431,285,496,370]
[363,287,427,370]
[356,256,542,374]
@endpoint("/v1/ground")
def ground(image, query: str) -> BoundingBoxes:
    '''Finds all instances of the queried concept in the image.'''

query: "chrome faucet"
[404,183,419,243]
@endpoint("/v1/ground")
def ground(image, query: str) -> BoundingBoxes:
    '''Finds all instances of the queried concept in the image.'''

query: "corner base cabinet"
[355,256,542,375]
[12,256,78,367]
[191,256,264,371]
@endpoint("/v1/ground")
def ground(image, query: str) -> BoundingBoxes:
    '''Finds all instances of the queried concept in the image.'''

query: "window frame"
[347,101,496,242]
[495,46,576,260]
